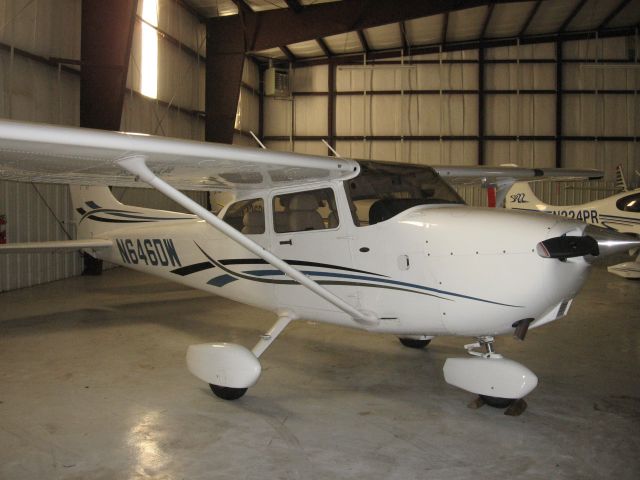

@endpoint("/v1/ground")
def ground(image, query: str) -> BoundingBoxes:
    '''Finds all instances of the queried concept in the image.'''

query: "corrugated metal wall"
[0,0,83,292]
[264,36,639,207]
[0,0,262,292]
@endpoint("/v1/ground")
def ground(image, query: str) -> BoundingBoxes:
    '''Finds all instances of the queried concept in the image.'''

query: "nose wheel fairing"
[443,336,538,414]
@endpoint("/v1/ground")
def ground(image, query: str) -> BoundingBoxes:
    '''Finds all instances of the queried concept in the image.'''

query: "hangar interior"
[1,0,639,291]
[0,2,639,478]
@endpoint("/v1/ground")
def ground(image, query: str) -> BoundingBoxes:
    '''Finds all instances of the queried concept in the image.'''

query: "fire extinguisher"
[0,215,6,244]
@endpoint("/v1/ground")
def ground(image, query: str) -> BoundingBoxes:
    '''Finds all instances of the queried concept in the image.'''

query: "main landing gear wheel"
[398,337,432,349]
[209,384,247,400]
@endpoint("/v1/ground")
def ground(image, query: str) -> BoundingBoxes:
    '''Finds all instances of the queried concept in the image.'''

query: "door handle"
[279,239,293,246]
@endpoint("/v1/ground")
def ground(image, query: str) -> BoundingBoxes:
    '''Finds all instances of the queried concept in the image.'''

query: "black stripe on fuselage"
[87,215,155,223]
[171,261,215,276]
[220,258,389,278]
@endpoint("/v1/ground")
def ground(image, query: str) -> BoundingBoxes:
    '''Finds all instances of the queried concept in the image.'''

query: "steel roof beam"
[400,21,410,52]
[211,0,525,53]
[480,3,495,40]
[559,0,588,33]
[285,0,304,14]
[316,38,333,58]
[598,0,632,31]
[519,0,542,38]
[230,0,253,14]
[288,25,637,67]
[357,30,370,54]
[442,12,449,45]
[281,45,297,62]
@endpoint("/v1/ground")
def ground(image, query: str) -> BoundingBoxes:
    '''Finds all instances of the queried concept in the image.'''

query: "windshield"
[344,161,465,226]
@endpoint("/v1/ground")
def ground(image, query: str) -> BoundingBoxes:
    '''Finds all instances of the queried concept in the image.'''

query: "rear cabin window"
[273,188,339,233]
[222,198,265,234]
[345,161,465,226]
[616,193,640,213]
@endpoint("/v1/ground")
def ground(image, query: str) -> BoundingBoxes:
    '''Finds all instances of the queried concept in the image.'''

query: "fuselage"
[83,170,592,339]
[507,185,640,236]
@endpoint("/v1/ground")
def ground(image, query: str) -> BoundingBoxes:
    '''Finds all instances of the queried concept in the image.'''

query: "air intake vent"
[556,299,572,319]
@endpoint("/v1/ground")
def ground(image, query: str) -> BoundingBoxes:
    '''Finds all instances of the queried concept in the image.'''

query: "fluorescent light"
[140,0,158,99]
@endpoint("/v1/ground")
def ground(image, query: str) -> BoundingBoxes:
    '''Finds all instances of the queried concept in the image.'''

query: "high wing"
[434,165,603,185]
[434,165,604,206]
[0,119,375,326]
[0,119,359,190]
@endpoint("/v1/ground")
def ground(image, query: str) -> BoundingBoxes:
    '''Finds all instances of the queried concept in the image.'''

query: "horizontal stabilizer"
[0,239,112,254]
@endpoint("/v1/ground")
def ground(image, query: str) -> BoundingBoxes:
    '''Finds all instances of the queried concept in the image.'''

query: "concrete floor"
[0,260,638,480]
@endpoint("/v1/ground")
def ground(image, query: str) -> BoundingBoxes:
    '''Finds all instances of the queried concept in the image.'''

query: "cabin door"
[270,186,358,312]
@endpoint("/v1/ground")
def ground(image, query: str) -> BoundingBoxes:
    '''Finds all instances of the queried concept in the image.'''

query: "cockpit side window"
[222,198,265,234]
[344,161,465,226]
[616,193,640,213]
[273,188,339,233]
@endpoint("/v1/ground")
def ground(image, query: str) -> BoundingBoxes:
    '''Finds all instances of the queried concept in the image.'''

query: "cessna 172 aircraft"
[1,119,638,414]
[506,174,640,279]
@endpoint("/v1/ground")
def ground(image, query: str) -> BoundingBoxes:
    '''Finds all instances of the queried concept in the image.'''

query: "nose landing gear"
[443,336,538,416]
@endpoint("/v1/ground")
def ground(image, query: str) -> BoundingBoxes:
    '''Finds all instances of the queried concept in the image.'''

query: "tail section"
[70,186,195,239]
[615,164,628,192]
[505,182,548,212]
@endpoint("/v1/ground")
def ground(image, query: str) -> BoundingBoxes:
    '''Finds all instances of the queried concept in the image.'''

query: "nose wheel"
[209,384,248,400]
[443,336,538,415]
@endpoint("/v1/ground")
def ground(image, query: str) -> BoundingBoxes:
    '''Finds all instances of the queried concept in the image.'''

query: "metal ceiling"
[183,0,640,64]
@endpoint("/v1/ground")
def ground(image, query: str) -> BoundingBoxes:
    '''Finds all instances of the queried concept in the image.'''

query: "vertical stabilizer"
[505,182,548,211]
[615,164,628,192]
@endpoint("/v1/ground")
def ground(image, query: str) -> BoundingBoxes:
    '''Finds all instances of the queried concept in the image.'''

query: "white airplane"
[1,120,638,415]
[505,171,640,279]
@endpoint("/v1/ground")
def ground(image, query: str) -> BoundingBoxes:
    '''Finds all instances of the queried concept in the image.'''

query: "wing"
[0,119,359,190]
[0,119,377,327]
[434,165,603,186]
[434,165,604,206]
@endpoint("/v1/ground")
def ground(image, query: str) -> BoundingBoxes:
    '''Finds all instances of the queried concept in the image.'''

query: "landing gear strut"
[465,337,517,411]
[194,313,295,401]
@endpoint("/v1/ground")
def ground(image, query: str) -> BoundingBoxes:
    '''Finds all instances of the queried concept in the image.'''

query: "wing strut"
[118,156,379,327]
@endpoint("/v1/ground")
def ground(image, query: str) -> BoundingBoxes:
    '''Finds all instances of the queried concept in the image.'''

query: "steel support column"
[328,61,336,155]
[478,47,485,165]
[80,0,137,275]
[556,40,563,168]
[80,0,137,130]
[258,66,265,141]
[205,15,246,143]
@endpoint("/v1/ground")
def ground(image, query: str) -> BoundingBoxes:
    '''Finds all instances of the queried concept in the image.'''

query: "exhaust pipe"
[537,226,640,261]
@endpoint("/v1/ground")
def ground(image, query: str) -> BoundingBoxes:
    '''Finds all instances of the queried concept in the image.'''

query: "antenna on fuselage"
[250,131,267,149]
